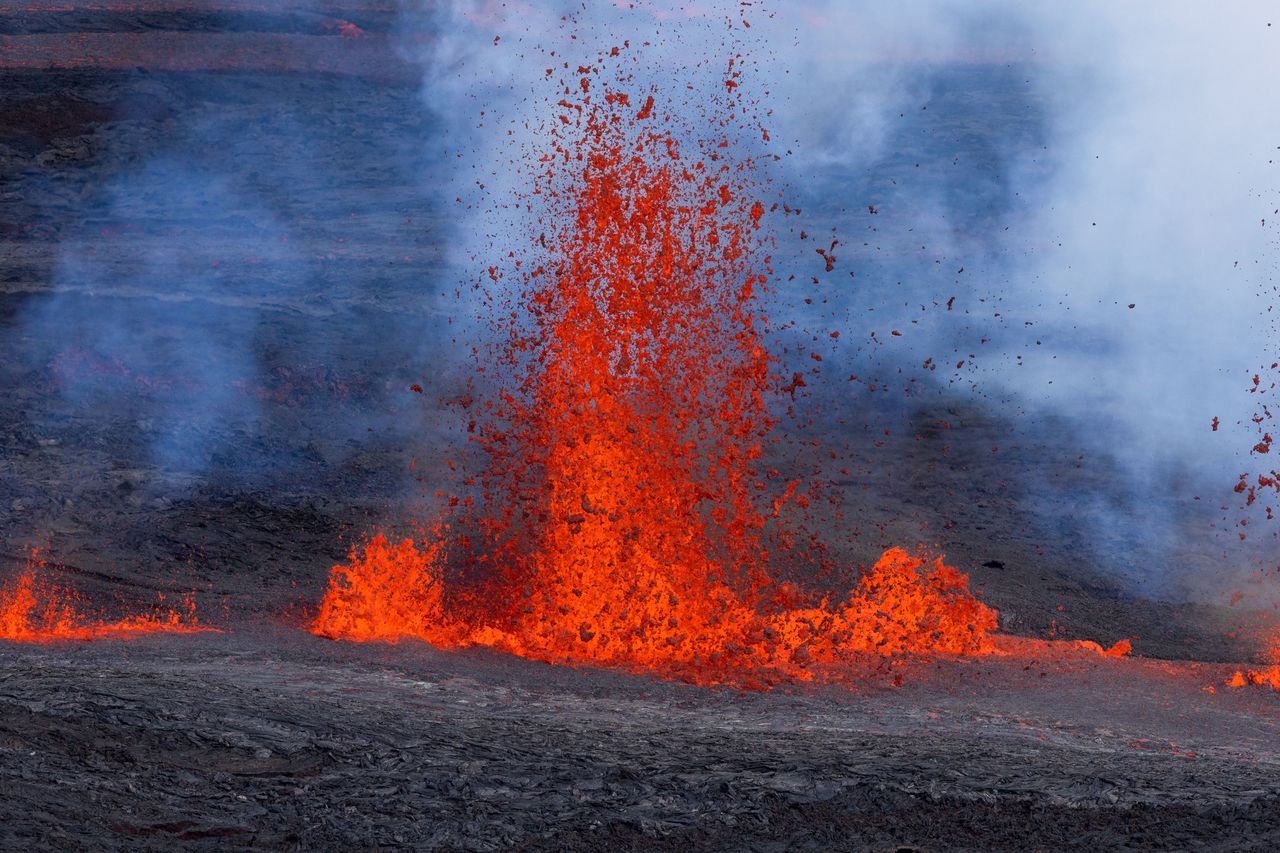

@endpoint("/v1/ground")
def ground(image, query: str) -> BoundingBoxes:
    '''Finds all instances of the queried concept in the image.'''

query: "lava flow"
[0,550,209,642]
[312,44,997,686]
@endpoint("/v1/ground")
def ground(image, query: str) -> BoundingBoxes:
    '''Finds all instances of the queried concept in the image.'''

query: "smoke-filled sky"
[409,0,1278,436]
[388,0,1278,592]
[11,0,1276,601]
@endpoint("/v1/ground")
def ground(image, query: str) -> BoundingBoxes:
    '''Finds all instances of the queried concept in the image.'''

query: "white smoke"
[396,0,1280,597]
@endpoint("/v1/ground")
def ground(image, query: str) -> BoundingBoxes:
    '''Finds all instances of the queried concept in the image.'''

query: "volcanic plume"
[312,42,996,686]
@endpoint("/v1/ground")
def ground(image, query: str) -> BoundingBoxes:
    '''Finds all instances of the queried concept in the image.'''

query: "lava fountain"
[312,42,997,687]
[1227,630,1280,691]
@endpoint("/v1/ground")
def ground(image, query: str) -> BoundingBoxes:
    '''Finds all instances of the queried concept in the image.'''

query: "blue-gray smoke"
[11,0,1277,605]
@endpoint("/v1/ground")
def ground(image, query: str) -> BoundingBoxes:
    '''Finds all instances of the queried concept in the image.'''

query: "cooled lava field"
[2,1,1279,850]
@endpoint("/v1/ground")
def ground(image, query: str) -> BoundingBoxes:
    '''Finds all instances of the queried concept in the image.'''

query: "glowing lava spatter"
[312,41,997,686]
[1227,632,1280,691]
[0,550,210,642]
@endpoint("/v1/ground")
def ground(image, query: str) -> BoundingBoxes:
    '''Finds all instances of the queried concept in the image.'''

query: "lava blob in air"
[0,551,212,643]
[311,41,997,687]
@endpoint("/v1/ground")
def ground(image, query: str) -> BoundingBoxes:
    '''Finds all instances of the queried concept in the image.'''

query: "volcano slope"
[3,2,1280,850]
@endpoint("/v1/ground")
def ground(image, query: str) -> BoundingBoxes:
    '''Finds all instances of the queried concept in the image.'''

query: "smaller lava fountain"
[1228,632,1280,691]
[0,550,210,643]
[311,44,997,688]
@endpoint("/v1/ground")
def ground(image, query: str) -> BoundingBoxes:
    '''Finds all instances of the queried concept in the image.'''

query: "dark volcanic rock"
[2,633,1280,851]
[0,5,1277,852]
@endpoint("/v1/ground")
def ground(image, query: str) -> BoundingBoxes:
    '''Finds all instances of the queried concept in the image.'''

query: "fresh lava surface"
[310,39,1000,688]
[0,550,210,642]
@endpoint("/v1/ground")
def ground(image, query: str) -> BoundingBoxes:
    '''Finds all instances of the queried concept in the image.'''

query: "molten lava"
[0,551,209,642]
[316,533,995,685]
[1227,632,1280,691]
[313,44,997,686]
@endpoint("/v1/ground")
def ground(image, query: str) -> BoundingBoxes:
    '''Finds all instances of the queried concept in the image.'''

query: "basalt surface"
[3,631,1280,851]
[2,3,1278,850]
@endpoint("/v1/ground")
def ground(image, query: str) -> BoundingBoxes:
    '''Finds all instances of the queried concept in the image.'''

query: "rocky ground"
[2,2,1279,850]
[4,630,1280,851]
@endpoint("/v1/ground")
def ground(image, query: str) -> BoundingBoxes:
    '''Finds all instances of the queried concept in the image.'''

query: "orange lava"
[1228,667,1280,690]
[1104,638,1133,657]
[993,634,1134,660]
[1227,632,1280,691]
[315,534,995,685]
[0,552,211,642]
[312,42,997,686]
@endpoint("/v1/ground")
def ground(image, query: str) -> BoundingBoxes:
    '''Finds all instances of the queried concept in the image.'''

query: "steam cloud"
[13,0,1277,601]
[395,0,1279,598]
